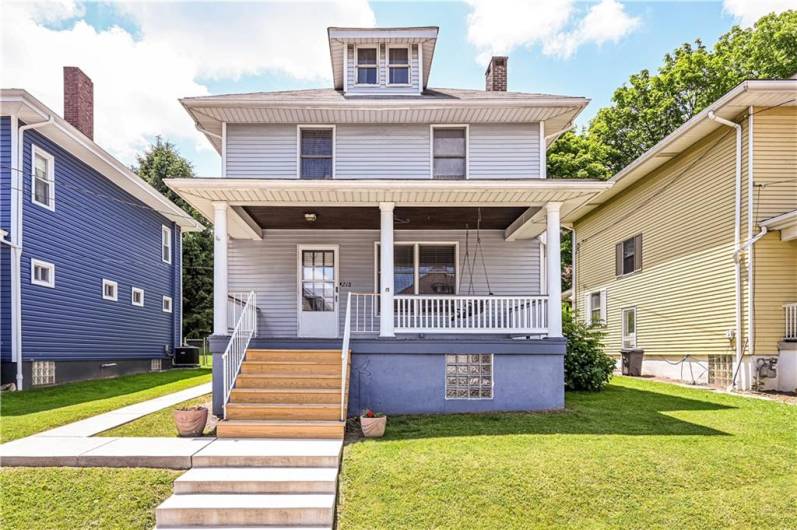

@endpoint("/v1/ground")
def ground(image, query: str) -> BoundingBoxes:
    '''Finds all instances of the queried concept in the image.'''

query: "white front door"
[297,245,339,338]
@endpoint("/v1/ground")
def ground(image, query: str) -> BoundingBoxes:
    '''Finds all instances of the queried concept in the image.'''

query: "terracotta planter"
[173,407,208,437]
[360,415,387,438]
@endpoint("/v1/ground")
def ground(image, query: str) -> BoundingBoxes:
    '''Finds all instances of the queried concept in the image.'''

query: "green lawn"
[0,369,210,442]
[0,467,180,530]
[339,377,797,529]
[101,394,213,437]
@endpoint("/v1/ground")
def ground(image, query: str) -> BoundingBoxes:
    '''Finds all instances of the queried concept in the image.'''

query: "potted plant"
[173,406,208,437]
[360,409,386,438]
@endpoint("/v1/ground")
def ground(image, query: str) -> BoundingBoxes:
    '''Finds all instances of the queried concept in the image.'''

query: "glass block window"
[300,128,333,179]
[151,358,162,371]
[445,354,493,399]
[32,361,55,386]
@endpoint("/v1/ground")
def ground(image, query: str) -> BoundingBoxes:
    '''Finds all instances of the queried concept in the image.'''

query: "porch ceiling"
[243,206,531,230]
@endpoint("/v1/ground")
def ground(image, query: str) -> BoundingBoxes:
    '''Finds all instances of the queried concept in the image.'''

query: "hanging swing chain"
[476,207,494,296]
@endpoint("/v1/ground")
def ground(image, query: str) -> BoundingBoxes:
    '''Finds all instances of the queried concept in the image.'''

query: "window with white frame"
[432,126,467,179]
[162,295,173,313]
[31,259,55,288]
[299,127,334,179]
[32,146,55,210]
[622,307,637,349]
[162,226,172,263]
[355,47,378,85]
[446,354,493,399]
[131,287,144,307]
[387,46,410,85]
[375,242,457,295]
[587,290,606,325]
[102,279,118,301]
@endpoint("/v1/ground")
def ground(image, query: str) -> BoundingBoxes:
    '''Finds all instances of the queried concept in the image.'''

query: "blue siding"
[20,127,182,361]
[0,117,10,361]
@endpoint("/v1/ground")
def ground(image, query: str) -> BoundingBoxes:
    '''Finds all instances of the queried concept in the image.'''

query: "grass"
[0,467,180,530]
[0,368,210,442]
[338,376,797,529]
[101,394,213,437]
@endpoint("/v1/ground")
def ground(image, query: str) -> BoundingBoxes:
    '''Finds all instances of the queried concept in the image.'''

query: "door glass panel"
[302,250,335,312]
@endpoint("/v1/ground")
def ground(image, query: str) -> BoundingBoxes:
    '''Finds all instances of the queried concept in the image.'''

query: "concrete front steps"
[217,349,349,439]
[155,439,342,529]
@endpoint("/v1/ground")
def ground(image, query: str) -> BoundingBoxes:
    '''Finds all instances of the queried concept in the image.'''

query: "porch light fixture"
[304,212,318,223]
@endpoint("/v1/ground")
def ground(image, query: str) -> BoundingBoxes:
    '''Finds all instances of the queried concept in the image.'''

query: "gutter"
[11,114,54,390]
[708,111,744,390]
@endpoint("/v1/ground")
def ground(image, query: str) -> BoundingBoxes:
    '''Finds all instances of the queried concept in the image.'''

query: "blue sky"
[2,1,792,176]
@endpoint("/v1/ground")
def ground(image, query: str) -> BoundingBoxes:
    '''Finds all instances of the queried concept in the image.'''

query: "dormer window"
[388,47,410,85]
[356,47,378,85]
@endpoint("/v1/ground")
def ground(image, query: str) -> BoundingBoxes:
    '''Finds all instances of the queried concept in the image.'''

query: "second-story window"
[432,126,467,179]
[32,146,55,210]
[356,47,378,85]
[300,127,334,179]
[615,234,642,276]
[388,47,410,85]
[162,226,172,264]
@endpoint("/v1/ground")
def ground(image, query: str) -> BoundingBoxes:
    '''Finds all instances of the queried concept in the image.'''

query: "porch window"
[376,242,457,295]
[299,127,334,179]
[622,307,637,349]
[387,47,410,85]
[616,234,642,276]
[445,354,493,399]
[432,126,467,179]
[301,250,335,311]
[356,47,378,85]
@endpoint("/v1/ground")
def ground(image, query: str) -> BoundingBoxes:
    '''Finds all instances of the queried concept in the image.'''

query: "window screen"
[300,128,333,179]
[433,128,466,179]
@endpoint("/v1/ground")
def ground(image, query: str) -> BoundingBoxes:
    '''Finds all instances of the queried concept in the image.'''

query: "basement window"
[151,358,162,371]
[445,354,493,399]
[32,361,55,386]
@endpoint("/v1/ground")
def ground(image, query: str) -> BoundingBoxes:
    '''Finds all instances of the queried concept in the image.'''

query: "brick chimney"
[485,56,508,92]
[63,66,94,139]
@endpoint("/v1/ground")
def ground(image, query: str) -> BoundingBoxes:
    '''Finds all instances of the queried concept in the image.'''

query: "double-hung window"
[432,126,467,179]
[356,47,378,85]
[387,47,410,85]
[622,307,637,349]
[616,234,642,276]
[32,146,55,210]
[376,243,457,295]
[588,290,606,325]
[162,226,172,264]
[299,127,334,179]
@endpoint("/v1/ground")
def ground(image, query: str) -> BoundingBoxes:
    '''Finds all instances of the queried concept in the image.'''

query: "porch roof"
[164,178,611,240]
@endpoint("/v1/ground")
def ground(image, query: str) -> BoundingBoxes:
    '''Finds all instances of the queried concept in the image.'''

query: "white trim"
[162,225,173,264]
[221,121,227,178]
[296,244,340,338]
[131,287,145,307]
[430,124,469,179]
[622,306,637,349]
[212,202,228,335]
[354,45,380,86]
[417,43,424,94]
[386,45,411,86]
[373,241,460,295]
[30,258,55,288]
[102,279,118,301]
[31,145,55,211]
[342,44,349,92]
[539,120,546,178]
[162,295,173,313]
[296,125,336,179]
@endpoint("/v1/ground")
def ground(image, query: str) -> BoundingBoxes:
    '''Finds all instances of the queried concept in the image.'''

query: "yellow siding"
[753,233,797,354]
[575,127,740,357]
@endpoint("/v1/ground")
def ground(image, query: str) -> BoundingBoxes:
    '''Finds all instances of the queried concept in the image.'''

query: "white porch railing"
[222,290,257,415]
[227,292,251,334]
[349,292,381,334]
[786,303,797,341]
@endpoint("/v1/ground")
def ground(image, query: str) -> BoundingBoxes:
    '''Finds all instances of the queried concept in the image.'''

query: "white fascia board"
[328,27,439,41]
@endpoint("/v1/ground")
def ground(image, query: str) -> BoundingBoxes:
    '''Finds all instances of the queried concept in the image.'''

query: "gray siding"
[228,229,542,338]
[346,44,420,96]
[226,124,296,179]
[469,124,541,178]
[336,125,429,179]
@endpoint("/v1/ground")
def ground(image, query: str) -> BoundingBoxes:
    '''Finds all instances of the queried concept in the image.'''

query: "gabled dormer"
[328,26,438,96]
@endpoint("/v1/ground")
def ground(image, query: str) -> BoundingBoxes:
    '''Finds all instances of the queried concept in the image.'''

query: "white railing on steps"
[786,303,797,341]
[340,292,357,420]
[222,290,257,416]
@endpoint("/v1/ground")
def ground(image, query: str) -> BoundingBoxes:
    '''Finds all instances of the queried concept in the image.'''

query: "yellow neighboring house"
[565,77,797,392]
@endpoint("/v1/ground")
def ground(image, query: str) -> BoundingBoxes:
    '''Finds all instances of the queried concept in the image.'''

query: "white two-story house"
[166,26,610,439]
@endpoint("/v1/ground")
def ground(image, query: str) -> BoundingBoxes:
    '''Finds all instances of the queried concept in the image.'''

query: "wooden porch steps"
[217,349,349,439]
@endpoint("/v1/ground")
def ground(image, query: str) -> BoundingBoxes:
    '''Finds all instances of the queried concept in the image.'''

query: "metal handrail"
[340,292,354,420]
[222,290,257,417]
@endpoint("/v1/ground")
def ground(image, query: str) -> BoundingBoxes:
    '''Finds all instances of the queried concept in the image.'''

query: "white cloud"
[0,0,375,168]
[466,0,639,62]
[723,0,797,25]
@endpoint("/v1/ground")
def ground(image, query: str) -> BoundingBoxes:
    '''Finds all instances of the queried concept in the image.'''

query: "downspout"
[708,111,743,389]
[12,115,53,390]
[747,107,755,357]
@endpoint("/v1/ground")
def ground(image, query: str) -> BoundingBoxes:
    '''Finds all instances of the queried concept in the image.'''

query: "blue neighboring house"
[0,67,202,389]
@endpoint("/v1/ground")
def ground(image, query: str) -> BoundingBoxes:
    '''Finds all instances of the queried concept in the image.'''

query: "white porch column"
[212,201,229,336]
[379,202,395,337]
[546,202,563,338]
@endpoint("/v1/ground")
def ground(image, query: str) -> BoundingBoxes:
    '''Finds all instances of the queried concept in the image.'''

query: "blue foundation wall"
[347,352,564,415]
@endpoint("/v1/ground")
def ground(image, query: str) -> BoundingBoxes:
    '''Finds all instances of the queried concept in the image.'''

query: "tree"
[547,129,612,180]
[134,138,213,340]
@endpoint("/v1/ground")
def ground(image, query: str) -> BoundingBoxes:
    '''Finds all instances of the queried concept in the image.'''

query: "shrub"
[563,306,615,391]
